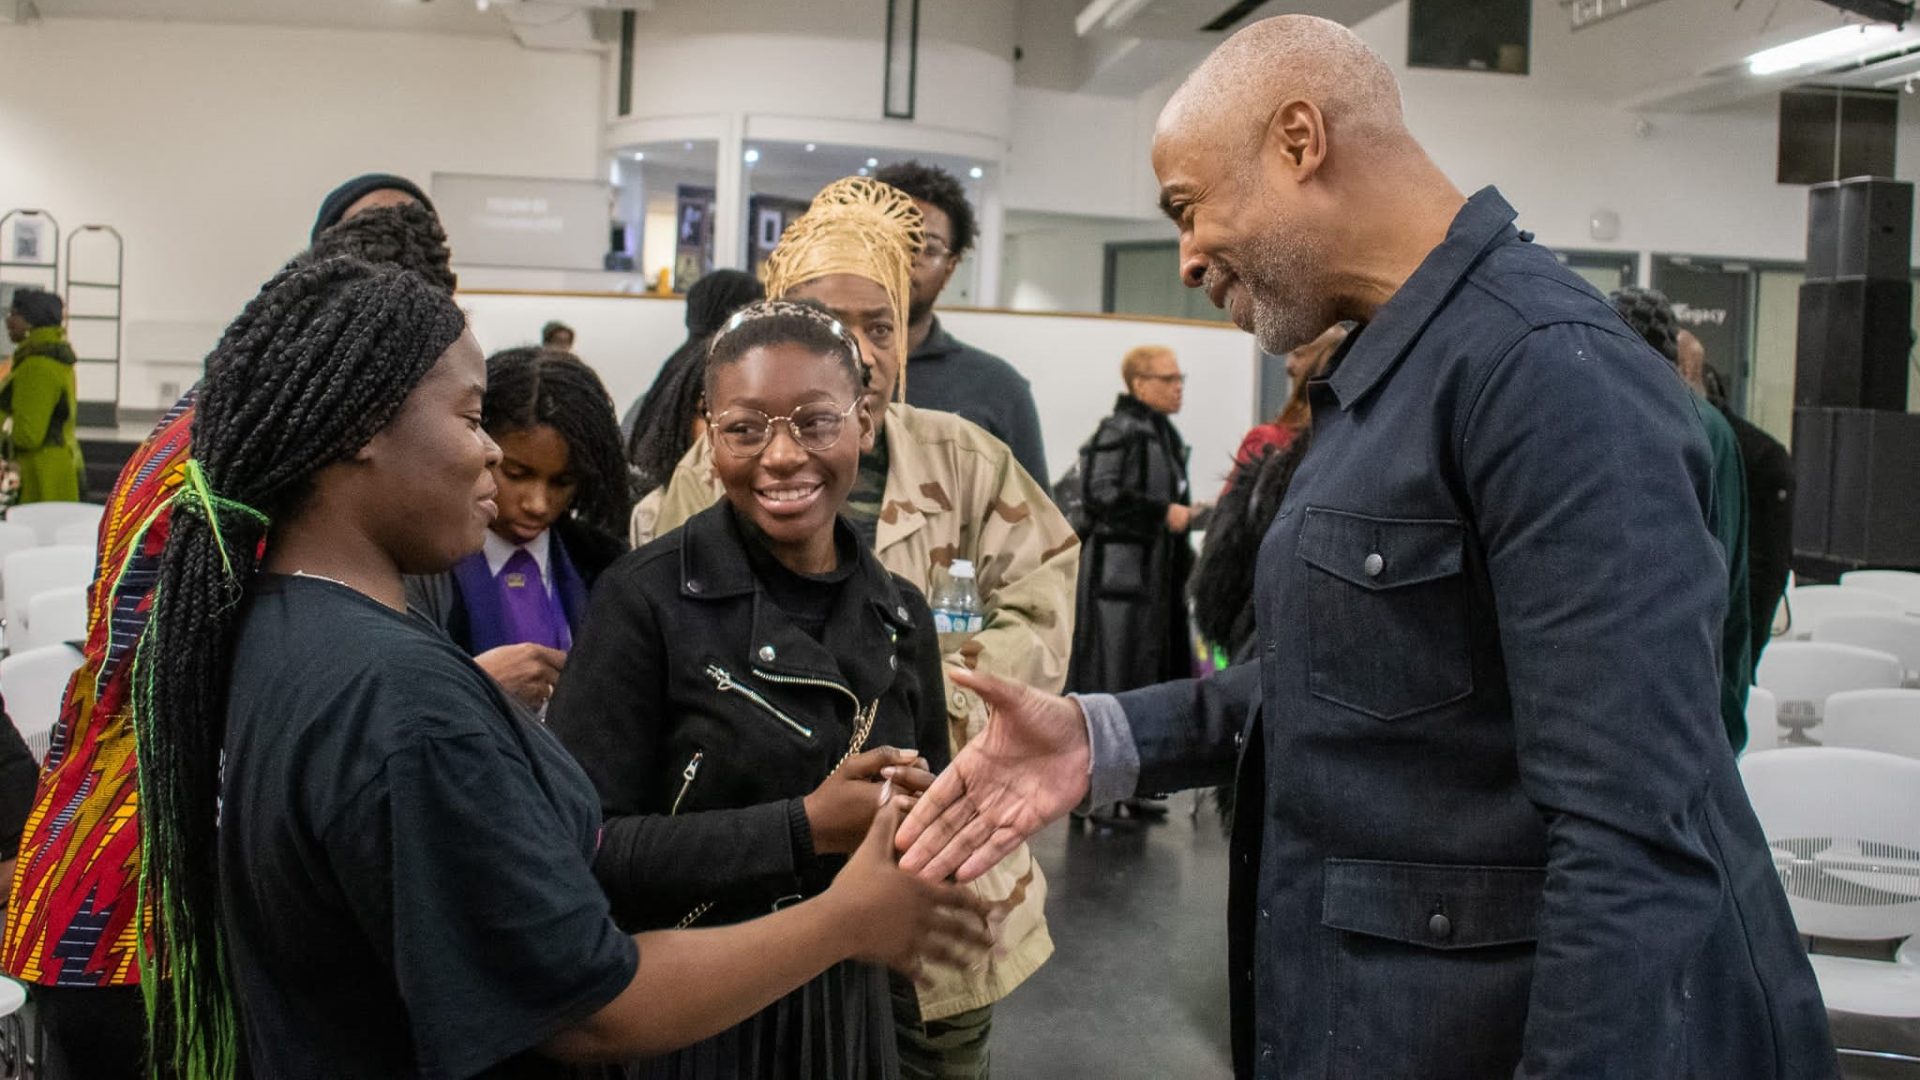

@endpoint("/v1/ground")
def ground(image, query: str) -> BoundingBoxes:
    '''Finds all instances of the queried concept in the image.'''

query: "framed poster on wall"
[674,185,716,292]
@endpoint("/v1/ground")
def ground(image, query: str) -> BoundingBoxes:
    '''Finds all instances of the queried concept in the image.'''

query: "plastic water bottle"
[930,559,985,634]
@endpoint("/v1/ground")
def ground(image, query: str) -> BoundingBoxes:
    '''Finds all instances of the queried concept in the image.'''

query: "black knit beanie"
[9,288,63,329]
[310,174,435,242]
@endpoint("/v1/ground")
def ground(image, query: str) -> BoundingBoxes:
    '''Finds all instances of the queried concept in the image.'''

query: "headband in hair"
[710,299,868,372]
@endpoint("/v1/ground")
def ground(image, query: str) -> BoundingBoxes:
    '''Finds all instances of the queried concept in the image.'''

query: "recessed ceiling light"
[969,166,984,179]
[805,143,817,152]
[866,157,879,168]
[858,167,870,176]
[632,151,645,161]
[744,148,760,164]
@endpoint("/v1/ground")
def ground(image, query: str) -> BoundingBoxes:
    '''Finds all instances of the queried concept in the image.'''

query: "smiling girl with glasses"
[549,300,957,1080]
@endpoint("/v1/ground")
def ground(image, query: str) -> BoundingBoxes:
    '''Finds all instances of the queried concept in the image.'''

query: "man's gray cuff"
[1070,692,1139,809]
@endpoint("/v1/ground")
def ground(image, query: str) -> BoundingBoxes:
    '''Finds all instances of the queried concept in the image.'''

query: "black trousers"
[36,984,150,1080]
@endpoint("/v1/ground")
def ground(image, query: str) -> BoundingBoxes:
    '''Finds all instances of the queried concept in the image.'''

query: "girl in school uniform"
[408,346,632,710]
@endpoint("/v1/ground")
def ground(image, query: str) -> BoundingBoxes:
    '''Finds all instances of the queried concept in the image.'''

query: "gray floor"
[993,800,1235,1079]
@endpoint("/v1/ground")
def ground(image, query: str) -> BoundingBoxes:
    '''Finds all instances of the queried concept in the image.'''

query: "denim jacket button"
[1364,552,1384,578]
[1428,912,1453,940]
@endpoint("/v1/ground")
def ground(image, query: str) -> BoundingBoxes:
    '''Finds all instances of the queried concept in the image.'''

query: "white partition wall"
[937,310,1259,491]
[459,291,690,416]
[457,291,1261,486]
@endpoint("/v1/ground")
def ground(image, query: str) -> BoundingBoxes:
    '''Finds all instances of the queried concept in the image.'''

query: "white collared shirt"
[482,528,555,595]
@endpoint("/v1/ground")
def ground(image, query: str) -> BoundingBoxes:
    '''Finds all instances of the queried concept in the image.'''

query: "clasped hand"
[894,669,1093,883]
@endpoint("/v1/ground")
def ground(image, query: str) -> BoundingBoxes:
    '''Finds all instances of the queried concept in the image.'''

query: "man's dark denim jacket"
[1082,188,1835,1079]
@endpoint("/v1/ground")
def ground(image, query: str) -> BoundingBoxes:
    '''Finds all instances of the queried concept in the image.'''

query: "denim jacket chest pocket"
[1296,507,1473,720]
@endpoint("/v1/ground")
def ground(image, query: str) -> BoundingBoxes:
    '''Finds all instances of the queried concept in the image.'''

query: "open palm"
[896,668,1092,883]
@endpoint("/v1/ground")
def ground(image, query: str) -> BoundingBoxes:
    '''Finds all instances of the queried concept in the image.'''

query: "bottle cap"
[950,559,976,579]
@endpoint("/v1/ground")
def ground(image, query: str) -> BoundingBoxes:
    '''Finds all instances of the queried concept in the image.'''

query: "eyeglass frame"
[914,238,956,267]
[704,398,867,458]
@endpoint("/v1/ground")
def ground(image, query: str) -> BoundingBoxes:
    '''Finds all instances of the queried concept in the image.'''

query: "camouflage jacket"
[649,402,1080,1018]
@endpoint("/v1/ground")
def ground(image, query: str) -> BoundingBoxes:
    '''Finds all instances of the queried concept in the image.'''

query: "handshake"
[816,669,1092,980]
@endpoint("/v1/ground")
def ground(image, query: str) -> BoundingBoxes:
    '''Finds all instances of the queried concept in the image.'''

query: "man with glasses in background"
[877,161,1051,486]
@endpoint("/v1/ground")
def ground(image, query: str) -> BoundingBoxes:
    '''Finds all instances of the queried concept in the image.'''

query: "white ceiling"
[30,0,512,36]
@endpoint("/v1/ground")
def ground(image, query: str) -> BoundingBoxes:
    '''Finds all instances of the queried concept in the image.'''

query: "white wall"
[0,17,602,407]
[1000,213,1173,312]
[615,0,1017,146]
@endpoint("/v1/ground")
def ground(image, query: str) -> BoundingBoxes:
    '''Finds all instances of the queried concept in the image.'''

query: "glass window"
[609,139,719,293]
[741,141,992,306]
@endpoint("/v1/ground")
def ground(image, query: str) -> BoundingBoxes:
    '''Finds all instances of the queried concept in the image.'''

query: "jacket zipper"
[670,751,703,816]
[706,663,815,738]
[753,669,881,764]
[751,668,861,714]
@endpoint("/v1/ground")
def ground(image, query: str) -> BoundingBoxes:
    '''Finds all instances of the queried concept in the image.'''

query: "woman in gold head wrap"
[648,175,1083,1079]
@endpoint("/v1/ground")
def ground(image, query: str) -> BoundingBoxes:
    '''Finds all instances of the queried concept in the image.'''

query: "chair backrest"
[0,524,36,599]
[1,546,95,630]
[1740,747,1920,940]
[1840,570,1920,616]
[1823,689,1920,760]
[1745,686,1780,754]
[1782,585,1902,640]
[0,643,82,763]
[1814,613,1920,685]
[1757,641,1904,724]
[51,520,98,548]
[3,502,103,547]
[22,586,88,653]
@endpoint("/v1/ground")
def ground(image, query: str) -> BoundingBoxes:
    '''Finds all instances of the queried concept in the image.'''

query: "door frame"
[1102,240,1181,314]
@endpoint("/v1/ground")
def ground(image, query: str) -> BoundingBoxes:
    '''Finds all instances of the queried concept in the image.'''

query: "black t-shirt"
[219,575,636,1079]
[734,505,859,641]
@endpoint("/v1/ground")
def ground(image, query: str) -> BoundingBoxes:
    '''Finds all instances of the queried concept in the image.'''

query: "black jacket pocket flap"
[1321,859,1544,950]
[1296,509,1463,591]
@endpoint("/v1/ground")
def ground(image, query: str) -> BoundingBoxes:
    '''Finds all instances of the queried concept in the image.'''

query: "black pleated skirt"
[623,959,897,1080]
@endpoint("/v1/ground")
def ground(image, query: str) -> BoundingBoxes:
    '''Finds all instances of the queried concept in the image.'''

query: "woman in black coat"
[548,301,950,1080]
[1067,351,1196,695]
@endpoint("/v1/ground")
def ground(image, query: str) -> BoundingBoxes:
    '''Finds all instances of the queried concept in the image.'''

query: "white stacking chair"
[1740,748,1920,1069]
[1815,613,1920,687]
[1841,570,1920,616]
[1781,586,1902,641]
[1,545,95,631]
[1757,642,1904,744]
[1824,690,1920,761]
[22,585,88,652]
[1744,686,1780,755]
[0,642,82,763]
[3,501,102,547]
[52,519,99,548]
[0,523,36,600]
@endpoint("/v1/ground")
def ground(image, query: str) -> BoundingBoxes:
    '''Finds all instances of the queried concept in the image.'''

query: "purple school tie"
[497,547,570,652]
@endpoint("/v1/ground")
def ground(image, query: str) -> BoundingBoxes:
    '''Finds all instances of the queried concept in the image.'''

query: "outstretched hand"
[896,669,1092,883]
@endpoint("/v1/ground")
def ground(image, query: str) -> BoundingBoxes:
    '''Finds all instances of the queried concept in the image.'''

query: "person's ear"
[857,401,877,452]
[1264,99,1328,182]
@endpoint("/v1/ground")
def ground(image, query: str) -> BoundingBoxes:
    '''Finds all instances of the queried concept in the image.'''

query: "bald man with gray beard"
[896,15,1835,1079]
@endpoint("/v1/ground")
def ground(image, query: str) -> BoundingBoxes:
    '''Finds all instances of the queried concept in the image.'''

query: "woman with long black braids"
[407,347,632,710]
[130,258,991,1079]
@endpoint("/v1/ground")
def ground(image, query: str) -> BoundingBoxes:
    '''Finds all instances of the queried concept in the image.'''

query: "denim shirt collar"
[1326,186,1523,411]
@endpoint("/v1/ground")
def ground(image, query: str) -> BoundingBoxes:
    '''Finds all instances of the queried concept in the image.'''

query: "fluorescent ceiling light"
[1748,23,1899,76]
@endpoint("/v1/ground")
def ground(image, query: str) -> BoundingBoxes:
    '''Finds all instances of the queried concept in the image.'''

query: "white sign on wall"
[432,173,612,271]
